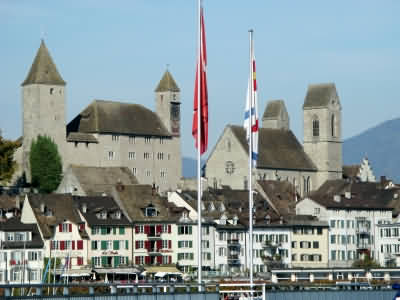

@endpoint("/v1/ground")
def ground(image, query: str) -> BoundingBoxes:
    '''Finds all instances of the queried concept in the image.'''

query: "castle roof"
[21,40,66,86]
[262,100,286,119]
[303,83,337,109]
[67,100,171,137]
[229,125,317,171]
[154,70,180,93]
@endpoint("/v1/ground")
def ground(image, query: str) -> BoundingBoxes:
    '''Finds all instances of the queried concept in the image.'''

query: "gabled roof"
[73,196,130,226]
[303,83,337,109]
[308,179,398,210]
[21,40,66,86]
[66,132,98,143]
[68,166,138,197]
[67,100,171,137]
[0,217,44,249]
[27,194,88,239]
[154,70,180,93]
[262,100,286,119]
[111,184,182,223]
[229,125,317,171]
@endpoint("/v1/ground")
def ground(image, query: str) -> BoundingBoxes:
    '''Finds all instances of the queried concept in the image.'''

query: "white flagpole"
[196,0,203,290]
[248,29,254,299]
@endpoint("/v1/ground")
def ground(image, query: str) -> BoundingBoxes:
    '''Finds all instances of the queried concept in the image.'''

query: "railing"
[148,233,162,239]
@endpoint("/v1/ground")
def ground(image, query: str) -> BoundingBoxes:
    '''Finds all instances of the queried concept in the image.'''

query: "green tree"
[352,253,381,269]
[0,134,20,183]
[30,135,62,193]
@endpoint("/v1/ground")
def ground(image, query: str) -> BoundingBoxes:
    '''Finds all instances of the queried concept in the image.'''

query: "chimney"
[333,195,341,203]
[345,192,351,199]
[381,176,387,183]
[82,203,87,213]
[40,203,45,213]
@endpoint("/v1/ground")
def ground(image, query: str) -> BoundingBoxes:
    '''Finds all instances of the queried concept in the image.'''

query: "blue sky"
[1,1,399,159]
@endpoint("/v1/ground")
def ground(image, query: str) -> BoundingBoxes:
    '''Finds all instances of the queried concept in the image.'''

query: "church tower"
[21,40,67,181]
[154,69,182,187]
[303,83,342,189]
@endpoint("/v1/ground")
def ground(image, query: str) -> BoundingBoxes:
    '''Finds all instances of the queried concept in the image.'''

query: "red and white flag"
[192,4,208,155]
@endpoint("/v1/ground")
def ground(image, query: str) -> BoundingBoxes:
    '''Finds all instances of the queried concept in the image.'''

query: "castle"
[204,83,343,195]
[15,40,182,193]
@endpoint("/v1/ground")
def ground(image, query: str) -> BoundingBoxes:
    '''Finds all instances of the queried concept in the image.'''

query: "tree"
[0,134,20,184]
[30,135,62,193]
[352,253,381,269]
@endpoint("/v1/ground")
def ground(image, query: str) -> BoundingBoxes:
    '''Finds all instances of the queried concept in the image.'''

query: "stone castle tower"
[262,99,290,130]
[303,83,342,189]
[21,40,67,181]
[154,70,182,182]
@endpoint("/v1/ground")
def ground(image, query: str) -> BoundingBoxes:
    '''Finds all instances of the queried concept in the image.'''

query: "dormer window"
[219,203,225,212]
[220,214,227,225]
[232,216,238,225]
[99,211,107,220]
[114,211,121,219]
[145,204,158,217]
[208,202,215,212]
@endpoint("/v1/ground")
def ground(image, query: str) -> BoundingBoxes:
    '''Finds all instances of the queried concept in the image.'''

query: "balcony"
[227,254,241,265]
[227,238,240,249]
[148,248,161,255]
[147,233,162,240]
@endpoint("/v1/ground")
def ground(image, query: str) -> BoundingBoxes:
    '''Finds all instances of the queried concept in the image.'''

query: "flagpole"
[196,0,203,290]
[248,29,254,299]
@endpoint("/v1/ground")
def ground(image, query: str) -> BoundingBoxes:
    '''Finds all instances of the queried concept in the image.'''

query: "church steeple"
[21,40,66,86]
[154,70,180,93]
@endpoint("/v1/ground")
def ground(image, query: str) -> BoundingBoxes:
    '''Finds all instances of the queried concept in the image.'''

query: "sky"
[1,0,399,159]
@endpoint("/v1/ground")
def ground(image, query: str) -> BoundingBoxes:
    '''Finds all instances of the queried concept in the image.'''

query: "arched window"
[331,114,335,137]
[312,118,319,137]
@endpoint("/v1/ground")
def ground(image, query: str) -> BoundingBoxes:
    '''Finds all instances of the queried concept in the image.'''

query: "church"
[204,83,343,196]
[15,40,182,193]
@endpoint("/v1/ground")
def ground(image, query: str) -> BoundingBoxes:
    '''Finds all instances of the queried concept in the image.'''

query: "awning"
[60,269,92,277]
[95,267,141,274]
[145,266,181,275]
[155,272,167,277]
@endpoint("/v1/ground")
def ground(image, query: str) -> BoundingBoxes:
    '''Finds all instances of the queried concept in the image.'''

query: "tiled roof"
[262,100,286,119]
[73,196,130,226]
[68,166,138,196]
[303,83,337,109]
[230,125,317,171]
[21,40,66,86]
[343,165,361,180]
[154,70,180,93]
[308,179,398,210]
[27,194,88,239]
[66,132,98,143]
[67,100,171,137]
[0,217,44,249]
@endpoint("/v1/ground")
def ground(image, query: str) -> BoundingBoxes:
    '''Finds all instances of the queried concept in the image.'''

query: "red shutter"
[50,242,54,250]
[135,257,140,265]
[59,224,62,232]
[145,256,150,264]
[168,240,172,249]
[156,225,161,234]
[77,257,83,265]
[157,256,162,264]
[168,256,172,264]
[78,240,83,250]
[135,226,139,234]
[144,241,149,250]
[69,224,72,232]
[156,240,162,250]
[135,241,139,249]
[60,241,65,250]
[72,241,75,250]
[168,225,171,233]
[145,225,150,234]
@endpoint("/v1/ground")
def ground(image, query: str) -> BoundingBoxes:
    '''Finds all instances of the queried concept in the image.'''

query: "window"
[108,151,115,160]
[331,250,336,261]
[61,223,70,233]
[28,251,41,261]
[313,241,319,248]
[145,205,158,217]
[218,247,226,256]
[314,208,320,215]
[145,137,151,144]
[160,170,167,178]
[317,228,322,235]
[144,152,151,160]
[331,235,336,244]
[112,135,119,142]
[132,168,137,175]
[312,118,319,137]
[50,88,54,95]
[178,225,192,235]
[157,152,164,160]
[331,114,335,137]
[291,241,297,248]
[128,152,136,160]
[129,136,136,144]
[330,220,335,228]
[145,170,151,177]
[159,137,164,144]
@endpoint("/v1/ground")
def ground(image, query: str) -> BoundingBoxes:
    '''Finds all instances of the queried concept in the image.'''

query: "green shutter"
[113,240,120,250]
[101,227,107,235]
[119,227,125,235]
[91,227,95,235]
[101,241,107,250]
[101,256,107,267]
[91,241,96,250]
[113,227,117,235]
[189,241,193,248]
[126,256,129,264]
[125,240,129,250]
[114,256,120,267]
[189,226,192,234]
[91,257,95,266]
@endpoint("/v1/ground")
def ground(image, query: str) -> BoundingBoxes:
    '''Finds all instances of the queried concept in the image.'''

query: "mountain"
[343,118,400,182]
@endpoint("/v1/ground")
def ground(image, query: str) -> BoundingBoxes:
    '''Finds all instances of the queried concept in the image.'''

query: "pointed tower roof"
[21,40,66,86]
[154,70,180,93]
